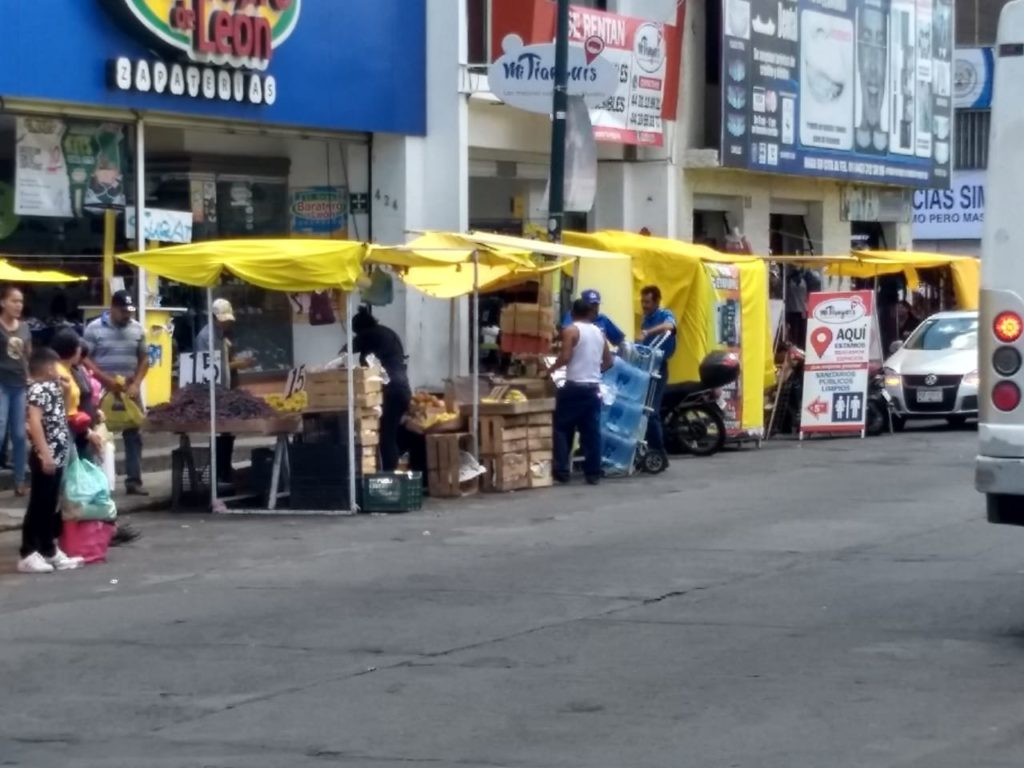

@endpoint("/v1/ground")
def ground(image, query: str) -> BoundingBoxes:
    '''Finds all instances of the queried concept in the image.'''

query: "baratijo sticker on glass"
[106,0,302,104]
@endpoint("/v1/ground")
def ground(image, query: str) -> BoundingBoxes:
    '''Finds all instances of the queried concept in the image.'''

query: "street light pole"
[547,0,570,243]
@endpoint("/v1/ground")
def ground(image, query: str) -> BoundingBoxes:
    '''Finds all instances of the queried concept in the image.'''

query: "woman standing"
[0,286,31,495]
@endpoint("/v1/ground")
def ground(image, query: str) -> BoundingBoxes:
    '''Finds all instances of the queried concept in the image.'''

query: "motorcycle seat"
[664,381,705,398]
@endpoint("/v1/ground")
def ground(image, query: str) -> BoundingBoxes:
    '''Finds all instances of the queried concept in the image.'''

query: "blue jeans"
[645,362,668,453]
[554,382,602,480]
[122,428,143,486]
[0,384,27,484]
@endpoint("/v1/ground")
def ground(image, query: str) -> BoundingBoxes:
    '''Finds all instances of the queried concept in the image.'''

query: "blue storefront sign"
[720,0,953,188]
[0,1,426,135]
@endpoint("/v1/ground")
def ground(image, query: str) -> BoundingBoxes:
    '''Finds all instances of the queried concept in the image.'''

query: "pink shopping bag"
[59,520,115,565]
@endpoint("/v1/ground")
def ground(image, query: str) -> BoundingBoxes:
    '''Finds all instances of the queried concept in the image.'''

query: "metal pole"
[206,287,218,507]
[472,250,480,459]
[346,294,357,513]
[135,118,147,331]
[546,0,570,244]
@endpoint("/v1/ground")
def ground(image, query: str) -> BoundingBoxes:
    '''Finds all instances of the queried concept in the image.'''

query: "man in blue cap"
[561,289,625,347]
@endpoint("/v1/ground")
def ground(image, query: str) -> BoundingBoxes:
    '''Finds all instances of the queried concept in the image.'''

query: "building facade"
[464,0,956,257]
[0,0,475,388]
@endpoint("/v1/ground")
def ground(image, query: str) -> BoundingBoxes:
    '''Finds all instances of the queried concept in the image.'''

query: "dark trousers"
[216,434,235,481]
[20,454,64,559]
[380,385,411,472]
[645,361,668,452]
[554,382,602,480]
[122,428,143,486]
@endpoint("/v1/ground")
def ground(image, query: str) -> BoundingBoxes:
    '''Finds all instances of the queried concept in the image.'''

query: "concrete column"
[370,0,469,388]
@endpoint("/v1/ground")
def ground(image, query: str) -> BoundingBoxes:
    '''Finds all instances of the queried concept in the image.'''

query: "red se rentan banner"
[490,1,683,147]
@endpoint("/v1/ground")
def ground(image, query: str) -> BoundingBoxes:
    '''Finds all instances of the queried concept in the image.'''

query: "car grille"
[902,374,963,387]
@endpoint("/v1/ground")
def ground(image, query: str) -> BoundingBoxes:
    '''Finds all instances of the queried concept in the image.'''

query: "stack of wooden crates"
[478,398,555,492]
[303,367,384,474]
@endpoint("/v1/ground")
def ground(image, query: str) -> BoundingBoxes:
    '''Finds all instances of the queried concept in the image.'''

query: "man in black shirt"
[352,308,411,471]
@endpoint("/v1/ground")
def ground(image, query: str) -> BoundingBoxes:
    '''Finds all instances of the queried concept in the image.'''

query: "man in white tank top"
[547,299,613,484]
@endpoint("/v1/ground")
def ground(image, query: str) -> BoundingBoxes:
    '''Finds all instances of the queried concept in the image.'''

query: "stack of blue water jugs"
[600,356,652,471]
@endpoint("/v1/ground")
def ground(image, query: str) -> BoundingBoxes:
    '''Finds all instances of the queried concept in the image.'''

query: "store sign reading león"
[108,0,302,106]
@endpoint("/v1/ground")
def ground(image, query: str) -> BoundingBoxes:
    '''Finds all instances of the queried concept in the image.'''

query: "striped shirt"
[84,314,146,379]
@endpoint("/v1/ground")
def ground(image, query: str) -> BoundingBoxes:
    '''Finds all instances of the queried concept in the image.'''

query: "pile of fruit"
[481,389,528,405]
[264,391,309,413]
[407,391,461,432]
[148,385,276,424]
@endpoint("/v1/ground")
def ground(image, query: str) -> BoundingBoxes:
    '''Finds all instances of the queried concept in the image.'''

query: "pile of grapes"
[147,385,277,424]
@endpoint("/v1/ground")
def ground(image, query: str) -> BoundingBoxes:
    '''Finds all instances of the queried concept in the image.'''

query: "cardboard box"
[499,303,555,338]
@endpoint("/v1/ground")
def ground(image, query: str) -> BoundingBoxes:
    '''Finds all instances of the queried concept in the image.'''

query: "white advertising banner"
[799,291,874,436]
[911,169,985,240]
[14,118,72,218]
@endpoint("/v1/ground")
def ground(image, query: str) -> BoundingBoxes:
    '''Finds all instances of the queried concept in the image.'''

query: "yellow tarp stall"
[565,231,774,436]
[0,259,86,283]
[806,250,980,310]
[118,239,367,291]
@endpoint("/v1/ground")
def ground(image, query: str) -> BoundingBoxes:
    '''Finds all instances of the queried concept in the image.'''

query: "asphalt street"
[1,426,1019,768]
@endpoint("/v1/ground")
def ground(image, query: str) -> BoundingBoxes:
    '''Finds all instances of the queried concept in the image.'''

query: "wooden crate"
[528,451,554,489]
[305,368,385,411]
[480,417,529,456]
[425,432,478,498]
[482,452,530,492]
[361,445,378,474]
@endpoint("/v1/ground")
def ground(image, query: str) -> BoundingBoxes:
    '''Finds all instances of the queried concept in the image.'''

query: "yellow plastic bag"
[100,391,145,432]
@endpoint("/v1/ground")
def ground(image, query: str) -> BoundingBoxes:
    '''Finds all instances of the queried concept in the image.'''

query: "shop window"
[0,113,135,319]
[957,0,1009,45]
[955,110,990,170]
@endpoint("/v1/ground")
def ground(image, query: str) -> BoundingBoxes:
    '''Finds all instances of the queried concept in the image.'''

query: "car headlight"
[963,370,980,387]
[883,367,901,388]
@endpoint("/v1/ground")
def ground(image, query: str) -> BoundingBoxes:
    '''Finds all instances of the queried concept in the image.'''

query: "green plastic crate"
[361,472,423,513]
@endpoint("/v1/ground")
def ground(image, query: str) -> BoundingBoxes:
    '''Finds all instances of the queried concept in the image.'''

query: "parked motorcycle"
[865,366,895,437]
[662,351,740,457]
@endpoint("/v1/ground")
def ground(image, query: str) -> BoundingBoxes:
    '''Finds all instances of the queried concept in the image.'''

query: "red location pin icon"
[584,35,605,64]
[810,327,833,358]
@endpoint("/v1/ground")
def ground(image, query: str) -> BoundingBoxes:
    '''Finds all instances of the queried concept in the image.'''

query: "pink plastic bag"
[59,520,114,564]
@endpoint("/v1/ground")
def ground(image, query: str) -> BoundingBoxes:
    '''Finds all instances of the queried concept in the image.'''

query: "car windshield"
[904,316,978,351]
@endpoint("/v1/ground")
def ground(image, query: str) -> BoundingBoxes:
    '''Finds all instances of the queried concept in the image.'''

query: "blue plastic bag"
[61,456,117,522]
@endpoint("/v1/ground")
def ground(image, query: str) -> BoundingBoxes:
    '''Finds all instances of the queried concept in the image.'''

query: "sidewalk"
[0,468,174,534]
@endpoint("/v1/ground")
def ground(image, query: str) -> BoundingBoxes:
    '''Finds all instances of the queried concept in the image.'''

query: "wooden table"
[145,416,301,511]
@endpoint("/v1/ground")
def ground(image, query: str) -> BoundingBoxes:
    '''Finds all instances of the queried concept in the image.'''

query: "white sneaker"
[17,552,55,574]
[46,549,85,571]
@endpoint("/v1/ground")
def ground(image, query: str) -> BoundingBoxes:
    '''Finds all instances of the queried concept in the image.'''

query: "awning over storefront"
[118,239,367,292]
[0,259,86,283]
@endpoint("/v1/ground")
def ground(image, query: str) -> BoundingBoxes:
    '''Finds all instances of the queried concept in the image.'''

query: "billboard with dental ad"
[720,0,953,187]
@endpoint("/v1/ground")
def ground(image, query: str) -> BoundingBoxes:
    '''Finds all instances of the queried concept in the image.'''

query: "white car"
[883,310,979,427]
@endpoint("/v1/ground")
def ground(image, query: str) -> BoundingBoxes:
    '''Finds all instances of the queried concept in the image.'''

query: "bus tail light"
[992,381,1022,412]
[994,311,1024,343]
[994,346,1023,377]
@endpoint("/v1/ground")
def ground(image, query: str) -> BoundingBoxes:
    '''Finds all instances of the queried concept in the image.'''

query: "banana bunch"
[422,411,460,429]
[503,390,528,403]
[265,391,309,413]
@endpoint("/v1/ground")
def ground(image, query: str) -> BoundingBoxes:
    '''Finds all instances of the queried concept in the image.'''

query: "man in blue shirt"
[638,285,677,459]
[561,289,625,346]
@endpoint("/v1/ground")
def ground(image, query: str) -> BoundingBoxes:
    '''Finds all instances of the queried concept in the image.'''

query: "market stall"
[564,230,775,443]
[118,239,368,514]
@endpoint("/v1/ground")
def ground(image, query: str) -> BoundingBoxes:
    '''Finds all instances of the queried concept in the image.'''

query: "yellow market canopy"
[117,239,367,292]
[369,233,574,299]
[0,259,86,283]
[367,232,535,270]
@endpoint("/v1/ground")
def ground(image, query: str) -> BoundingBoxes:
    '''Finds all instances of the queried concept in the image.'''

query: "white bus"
[977,0,1024,524]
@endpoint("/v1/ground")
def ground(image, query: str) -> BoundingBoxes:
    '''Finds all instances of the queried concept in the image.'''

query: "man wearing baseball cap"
[84,289,149,495]
[196,298,255,485]
[560,289,625,347]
